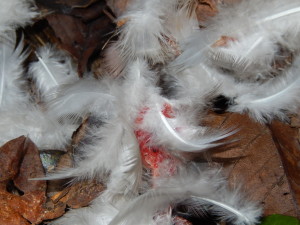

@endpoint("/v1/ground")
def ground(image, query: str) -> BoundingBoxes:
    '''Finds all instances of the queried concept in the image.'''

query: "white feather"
[0,0,38,32]
[124,60,232,152]
[29,45,79,100]
[186,193,260,225]
[41,119,124,180]
[41,60,157,180]
[100,126,143,202]
[133,63,235,151]
[229,56,300,122]
[137,103,235,152]
[164,63,221,104]
[46,78,116,122]
[208,33,278,81]
[109,168,261,225]
[104,43,126,77]
[116,59,162,124]
[49,202,119,225]
[148,2,201,63]
[47,122,142,224]
[172,0,300,81]
[116,0,178,64]
[0,34,76,150]
[0,106,76,150]
[0,32,29,109]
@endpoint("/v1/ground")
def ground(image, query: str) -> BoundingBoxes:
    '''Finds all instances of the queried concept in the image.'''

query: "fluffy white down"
[0,33,29,109]
[0,0,38,31]
[6,0,300,224]
[173,0,300,81]
[49,168,261,225]
[0,107,76,150]
[29,45,79,100]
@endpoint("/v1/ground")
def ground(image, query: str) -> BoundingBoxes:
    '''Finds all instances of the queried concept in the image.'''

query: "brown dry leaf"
[0,136,65,225]
[193,0,241,27]
[290,116,300,128]
[46,116,105,211]
[269,121,300,216]
[204,112,300,217]
[106,0,133,17]
[52,180,105,209]
[195,0,219,23]
[36,0,99,13]
[39,1,115,76]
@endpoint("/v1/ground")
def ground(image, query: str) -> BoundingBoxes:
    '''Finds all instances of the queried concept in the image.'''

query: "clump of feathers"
[0,0,38,32]
[3,0,300,224]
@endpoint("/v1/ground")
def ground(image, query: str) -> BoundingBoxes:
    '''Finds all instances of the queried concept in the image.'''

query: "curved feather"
[154,106,235,151]
[172,0,300,79]
[0,32,28,109]
[0,0,38,32]
[229,56,300,122]
[109,169,261,225]
[38,119,132,181]
[116,0,178,64]
[29,45,78,99]
[99,126,143,203]
[46,78,116,121]
[0,107,76,149]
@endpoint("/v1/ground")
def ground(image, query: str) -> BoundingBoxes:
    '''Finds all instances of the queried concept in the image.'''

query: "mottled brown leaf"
[0,137,65,225]
[195,0,218,23]
[52,0,98,8]
[0,136,26,182]
[106,0,132,17]
[44,1,115,76]
[204,113,299,216]
[63,180,105,208]
[290,116,300,128]
[269,121,300,217]
[36,0,99,14]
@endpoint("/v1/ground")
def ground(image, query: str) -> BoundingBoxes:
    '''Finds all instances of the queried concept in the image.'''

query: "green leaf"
[261,214,300,225]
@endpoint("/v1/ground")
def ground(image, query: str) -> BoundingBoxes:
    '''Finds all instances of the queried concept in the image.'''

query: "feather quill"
[116,0,178,64]
[229,56,300,122]
[140,103,235,151]
[29,45,78,100]
[208,33,278,81]
[122,60,232,152]
[0,34,75,149]
[41,60,156,180]
[0,32,29,109]
[172,0,300,80]
[43,60,158,179]
[109,168,261,225]
[46,78,116,122]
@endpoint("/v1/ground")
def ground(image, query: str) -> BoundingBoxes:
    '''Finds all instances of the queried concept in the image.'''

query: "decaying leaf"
[2,0,300,224]
[0,136,65,225]
[195,0,219,23]
[36,0,99,13]
[204,112,300,216]
[51,180,105,209]
[47,116,105,210]
[36,0,115,76]
[106,0,133,17]
[269,121,300,217]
